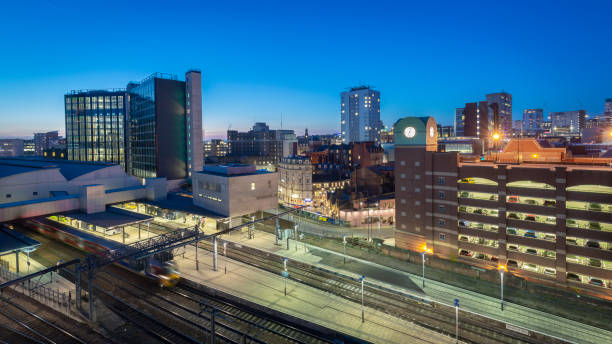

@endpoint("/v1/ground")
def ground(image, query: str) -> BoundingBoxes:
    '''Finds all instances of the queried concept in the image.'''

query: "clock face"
[429,126,434,137]
[404,126,416,138]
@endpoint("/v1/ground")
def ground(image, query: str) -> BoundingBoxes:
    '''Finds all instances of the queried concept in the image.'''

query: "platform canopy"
[0,226,40,255]
[64,207,153,230]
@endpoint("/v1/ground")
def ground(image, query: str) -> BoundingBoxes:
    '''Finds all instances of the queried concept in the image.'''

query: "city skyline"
[1,1,611,139]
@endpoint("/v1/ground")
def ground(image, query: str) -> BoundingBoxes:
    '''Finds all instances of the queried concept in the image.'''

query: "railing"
[0,265,72,315]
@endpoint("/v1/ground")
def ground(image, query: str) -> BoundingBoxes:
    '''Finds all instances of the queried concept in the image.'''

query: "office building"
[522,109,544,134]
[204,139,228,157]
[34,131,59,155]
[278,156,313,206]
[128,71,203,179]
[486,92,513,137]
[192,164,278,217]
[23,140,35,156]
[606,99,612,115]
[0,139,24,157]
[455,108,465,137]
[550,110,585,136]
[437,125,454,138]
[65,90,127,168]
[455,92,512,144]
[65,70,203,180]
[394,116,612,296]
[227,122,297,164]
[341,86,381,144]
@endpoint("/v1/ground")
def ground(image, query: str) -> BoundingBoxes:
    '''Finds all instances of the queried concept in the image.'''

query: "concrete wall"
[0,169,68,204]
[229,172,278,217]
[0,196,80,222]
[193,171,278,217]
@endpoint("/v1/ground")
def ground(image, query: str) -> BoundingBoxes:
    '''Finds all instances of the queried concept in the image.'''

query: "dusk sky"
[0,0,610,139]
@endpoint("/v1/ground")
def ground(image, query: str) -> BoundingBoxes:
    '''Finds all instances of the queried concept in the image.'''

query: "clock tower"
[393,116,458,256]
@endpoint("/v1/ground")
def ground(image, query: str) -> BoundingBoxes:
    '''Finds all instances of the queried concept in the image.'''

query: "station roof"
[64,207,153,229]
[0,226,40,255]
[0,157,117,181]
[141,192,223,219]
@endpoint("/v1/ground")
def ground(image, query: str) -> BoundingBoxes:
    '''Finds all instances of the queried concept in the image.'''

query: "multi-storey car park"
[394,116,612,297]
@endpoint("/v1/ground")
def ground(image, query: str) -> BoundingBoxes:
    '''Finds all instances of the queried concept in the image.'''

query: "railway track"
[95,268,333,344]
[182,232,557,344]
[0,293,87,344]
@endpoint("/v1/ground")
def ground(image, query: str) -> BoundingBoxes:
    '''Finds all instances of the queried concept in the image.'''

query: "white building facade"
[192,164,278,217]
[278,156,312,206]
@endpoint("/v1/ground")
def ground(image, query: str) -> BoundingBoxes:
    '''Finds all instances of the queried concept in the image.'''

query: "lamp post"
[358,275,365,322]
[282,258,289,296]
[454,298,460,343]
[342,235,347,264]
[421,246,432,288]
[498,264,507,311]
[492,132,500,162]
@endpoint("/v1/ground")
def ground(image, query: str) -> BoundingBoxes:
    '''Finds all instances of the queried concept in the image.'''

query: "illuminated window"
[251,182,256,190]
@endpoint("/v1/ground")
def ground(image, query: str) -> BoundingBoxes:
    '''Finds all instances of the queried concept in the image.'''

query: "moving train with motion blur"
[21,217,180,287]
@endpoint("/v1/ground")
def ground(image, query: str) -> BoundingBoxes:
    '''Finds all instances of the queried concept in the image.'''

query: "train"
[21,217,180,288]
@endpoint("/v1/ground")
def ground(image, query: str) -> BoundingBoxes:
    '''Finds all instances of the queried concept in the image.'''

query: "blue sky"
[0,0,610,139]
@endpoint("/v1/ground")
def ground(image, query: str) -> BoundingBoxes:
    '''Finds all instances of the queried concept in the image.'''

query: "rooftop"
[199,164,272,177]
[63,207,153,229]
[0,157,117,180]
[0,225,40,255]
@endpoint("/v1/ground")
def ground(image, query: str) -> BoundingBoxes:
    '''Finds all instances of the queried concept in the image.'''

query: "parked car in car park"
[589,278,606,288]
[543,200,556,207]
[474,253,486,260]
[567,273,581,282]
[507,227,517,235]
[525,248,538,255]
[507,196,520,203]
[543,268,556,276]
[586,240,601,249]
[522,263,538,272]
[507,260,519,268]
[524,230,536,238]
[459,250,472,257]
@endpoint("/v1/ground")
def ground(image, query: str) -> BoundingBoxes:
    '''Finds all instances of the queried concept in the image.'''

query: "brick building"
[395,116,612,295]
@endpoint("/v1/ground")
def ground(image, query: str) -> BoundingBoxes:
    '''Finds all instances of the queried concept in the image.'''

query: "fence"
[0,264,72,315]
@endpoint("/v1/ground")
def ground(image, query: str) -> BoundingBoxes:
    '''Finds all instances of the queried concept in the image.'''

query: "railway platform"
[219,230,611,344]
[174,244,460,344]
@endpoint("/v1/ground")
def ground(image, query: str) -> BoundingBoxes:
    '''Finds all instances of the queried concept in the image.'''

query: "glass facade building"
[65,71,203,181]
[65,90,126,168]
[128,78,157,178]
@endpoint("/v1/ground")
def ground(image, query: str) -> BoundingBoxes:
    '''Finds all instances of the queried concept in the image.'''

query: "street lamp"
[358,275,366,322]
[342,235,347,264]
[282,258,289,296]
[498,264,507,311]
[421,245,432,288]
